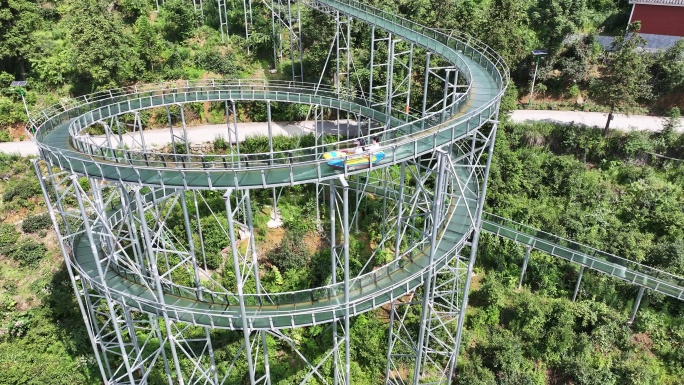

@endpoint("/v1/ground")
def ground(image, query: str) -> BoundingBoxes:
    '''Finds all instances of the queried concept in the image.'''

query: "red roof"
[630,3,684,36]
[629,0,684,6]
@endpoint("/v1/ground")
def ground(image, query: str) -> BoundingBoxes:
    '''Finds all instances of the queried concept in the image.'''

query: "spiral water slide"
[32,0,507,331]
[30,1,684,382]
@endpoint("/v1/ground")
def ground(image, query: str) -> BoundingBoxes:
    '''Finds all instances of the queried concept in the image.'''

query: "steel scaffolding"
[30,0,509,383]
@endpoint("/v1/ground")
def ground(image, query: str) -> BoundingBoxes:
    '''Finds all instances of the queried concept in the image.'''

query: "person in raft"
[353,139,365,154]
[366,137,380,153]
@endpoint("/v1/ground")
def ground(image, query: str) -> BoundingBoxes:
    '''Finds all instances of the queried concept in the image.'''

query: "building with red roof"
[629,0,684,36]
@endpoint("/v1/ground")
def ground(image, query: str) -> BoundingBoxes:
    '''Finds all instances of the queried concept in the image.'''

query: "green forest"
[2,0,684,133]
[1,0,684,384]
[2,120,684,384]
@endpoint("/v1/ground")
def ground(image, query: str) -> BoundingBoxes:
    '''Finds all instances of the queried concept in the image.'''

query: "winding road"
[5,110,682,157]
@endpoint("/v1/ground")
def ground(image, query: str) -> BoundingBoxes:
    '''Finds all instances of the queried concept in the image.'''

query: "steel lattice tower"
[30,0,508,383]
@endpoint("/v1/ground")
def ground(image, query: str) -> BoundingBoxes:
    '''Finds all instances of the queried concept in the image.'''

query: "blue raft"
[325,151,386,169]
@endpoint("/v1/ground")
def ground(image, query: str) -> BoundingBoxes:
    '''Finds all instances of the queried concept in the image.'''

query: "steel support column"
[134,187,186,385]
[573,266,585,302]
[330,179,339,385]
[33,161,110,383]
[629,287,646,324]
[449,120,499,379]
[341,176,351,385]
[518,245,532,290]
[413,151,446,384]
[245,190,272,385]
[224,190,258,385]
[74,178,142,385]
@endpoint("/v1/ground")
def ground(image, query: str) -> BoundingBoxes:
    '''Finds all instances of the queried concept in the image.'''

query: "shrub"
[10,240,47,267]
[0,129,11,142]
[22,213,52,233]
[194,50,239,75]
[173,140,189,154]
[622,131,654,159]
[159,0,198,42]
[205,252,222,271]
[2,279,18,295]
[568,84,581,99]
[0,223,19,255]
[8,312,32,337]
[214,135,229,151]
[267,230,312,272]
[2,178,41,203]
[84,122,106,135]
[0,294,17,312]
[117,0,151,22]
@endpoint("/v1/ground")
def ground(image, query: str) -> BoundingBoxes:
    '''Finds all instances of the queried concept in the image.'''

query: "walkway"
[482,213,684,301]
[0,120,363,157]
[510,109,684,132]
[5,109,681,157]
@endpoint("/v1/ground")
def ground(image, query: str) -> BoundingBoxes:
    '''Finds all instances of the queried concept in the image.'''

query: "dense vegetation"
[459,120,684,384]
[2,0,684,139]
[0,155,101,384]
[2,120,684,383]
[1,0,684,383]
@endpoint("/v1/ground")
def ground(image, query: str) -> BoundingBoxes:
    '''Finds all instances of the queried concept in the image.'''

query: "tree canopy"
[591,25,653,133]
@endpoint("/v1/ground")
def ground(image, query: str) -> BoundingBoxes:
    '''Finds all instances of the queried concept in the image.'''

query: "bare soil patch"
[258,227,286,260]
[470,271,484,292]
[632,333,654,355]
[8,122,28,141]
[302,231,327,255]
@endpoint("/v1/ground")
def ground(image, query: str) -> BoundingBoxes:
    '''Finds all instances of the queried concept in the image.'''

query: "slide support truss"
[30,0,513,383]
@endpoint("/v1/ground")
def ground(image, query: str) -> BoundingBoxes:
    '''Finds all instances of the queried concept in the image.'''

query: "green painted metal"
[30,0,507,189]
[34,0,508,330]
[35,82,497,188]
[481,213,684,300]
[70,170,477,329]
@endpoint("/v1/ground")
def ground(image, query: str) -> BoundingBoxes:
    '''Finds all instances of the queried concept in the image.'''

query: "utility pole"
[527,50,547,108]
[10,81,30,121]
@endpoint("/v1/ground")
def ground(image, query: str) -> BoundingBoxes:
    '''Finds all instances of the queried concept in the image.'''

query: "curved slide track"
[33,1,684,383]
[482,213,684,300]
[33,0,506,324]
[32,0,507,383]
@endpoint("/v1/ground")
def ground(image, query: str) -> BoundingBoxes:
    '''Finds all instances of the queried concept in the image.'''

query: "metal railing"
[39,0,507,325]
[482,212,684,299]
[68,189,472,325]
[86,174,465,307]
[35,81,494,177]
[30,0,508,180]
[313,0,508,90]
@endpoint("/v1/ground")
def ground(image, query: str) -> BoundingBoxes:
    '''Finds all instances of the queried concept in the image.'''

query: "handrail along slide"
[482,213,684,300]
[33,0,507,330]
[71,168,477,329]
[33,1,684,382]
[30,0,507,189]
